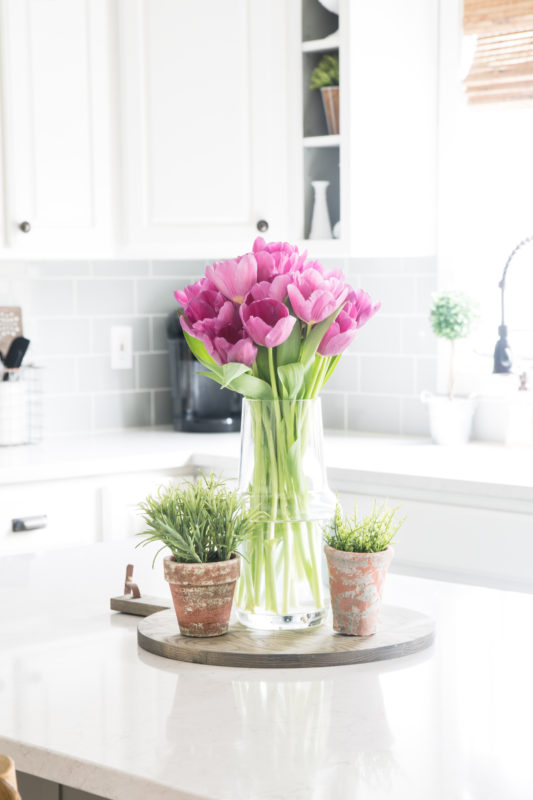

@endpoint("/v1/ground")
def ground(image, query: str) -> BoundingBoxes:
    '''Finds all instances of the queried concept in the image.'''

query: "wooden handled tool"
[0,756,21,800]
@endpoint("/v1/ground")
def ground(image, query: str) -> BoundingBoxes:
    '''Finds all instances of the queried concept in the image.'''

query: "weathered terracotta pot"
[324,545,393,636]
[163,555,240,637]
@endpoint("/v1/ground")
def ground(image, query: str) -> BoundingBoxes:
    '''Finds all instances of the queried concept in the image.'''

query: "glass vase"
[235,398,335,631]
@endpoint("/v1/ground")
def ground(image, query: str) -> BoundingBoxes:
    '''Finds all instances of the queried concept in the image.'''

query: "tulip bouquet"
[175,238,379,627]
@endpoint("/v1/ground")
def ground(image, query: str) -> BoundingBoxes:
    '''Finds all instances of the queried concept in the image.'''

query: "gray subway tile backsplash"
[92,260,150,277]
[135,277,185,315]
[78,356,136,393]
[29,279,75,316]
[150,315,170,352]
[154,389,173,425]
[360,355,415,396]
[1,255,436,437]
[94,391,152,429]
[138,353,170,390]
[77,279,135,316]
[32,317,92,356]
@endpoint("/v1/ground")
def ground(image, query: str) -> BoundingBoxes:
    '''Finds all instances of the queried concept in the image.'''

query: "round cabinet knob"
[19,221,31,233]
[256,219,269,233]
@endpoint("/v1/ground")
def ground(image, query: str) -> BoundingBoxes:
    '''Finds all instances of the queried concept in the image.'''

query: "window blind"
[463,0,533,103]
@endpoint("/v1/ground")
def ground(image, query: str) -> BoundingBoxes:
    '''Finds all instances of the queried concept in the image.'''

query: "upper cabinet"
[0,0,436,259]
[0,0,113,255]
[117,0,290,257]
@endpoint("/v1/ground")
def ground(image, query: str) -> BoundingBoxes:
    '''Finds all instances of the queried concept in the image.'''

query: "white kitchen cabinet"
[292,0,438,257]
[117,0,290,257]
[0,0,113,255]
[0,470,189,556]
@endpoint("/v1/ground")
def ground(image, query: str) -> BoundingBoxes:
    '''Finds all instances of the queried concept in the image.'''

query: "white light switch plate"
[111,326,133,370]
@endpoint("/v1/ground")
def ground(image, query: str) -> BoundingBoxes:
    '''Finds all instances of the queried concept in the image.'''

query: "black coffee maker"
[167,313,241,432]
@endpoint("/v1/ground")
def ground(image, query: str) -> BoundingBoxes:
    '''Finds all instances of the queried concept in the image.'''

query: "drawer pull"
[11,515,48,532]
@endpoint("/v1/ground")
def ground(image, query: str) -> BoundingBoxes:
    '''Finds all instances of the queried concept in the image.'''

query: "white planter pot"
[421,392,476,446]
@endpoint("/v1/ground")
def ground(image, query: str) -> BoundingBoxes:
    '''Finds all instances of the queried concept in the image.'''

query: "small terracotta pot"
[320,86,339,134]
[163,555,240,637]
[324,545,393,636]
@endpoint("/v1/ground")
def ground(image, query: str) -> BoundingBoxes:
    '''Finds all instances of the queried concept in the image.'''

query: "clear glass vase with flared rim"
[235,397,335,631]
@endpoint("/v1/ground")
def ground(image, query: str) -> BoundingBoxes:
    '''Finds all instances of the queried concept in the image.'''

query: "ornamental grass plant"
[325,502,405,554]
[137,474,263,564]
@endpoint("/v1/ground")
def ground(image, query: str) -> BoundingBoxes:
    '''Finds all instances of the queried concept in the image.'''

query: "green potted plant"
[137,474,262,637]
[309,53,339,134]
[324,503,404,636]
[422,291,479,445]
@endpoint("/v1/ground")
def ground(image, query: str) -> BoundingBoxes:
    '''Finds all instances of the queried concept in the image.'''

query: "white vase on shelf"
[309,181,332,240]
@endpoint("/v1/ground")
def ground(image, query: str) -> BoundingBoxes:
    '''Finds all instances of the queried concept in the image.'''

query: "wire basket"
[0,365,43,446]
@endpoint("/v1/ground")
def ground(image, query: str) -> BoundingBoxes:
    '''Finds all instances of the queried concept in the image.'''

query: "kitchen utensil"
[2,337,30,381]
[0,308,23,362]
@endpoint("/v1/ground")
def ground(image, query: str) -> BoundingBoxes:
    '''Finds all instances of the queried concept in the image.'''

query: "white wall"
[438,0,533,398]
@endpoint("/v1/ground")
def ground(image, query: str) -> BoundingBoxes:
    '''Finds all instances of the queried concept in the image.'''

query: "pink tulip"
[240,298,296,348]
[206,253,257,304]
[318,290,381,356]
[180,297,257,367]
[253,238,307,282]
[174,277,217,308]
[287,268,349,324]
[246,274,292,303]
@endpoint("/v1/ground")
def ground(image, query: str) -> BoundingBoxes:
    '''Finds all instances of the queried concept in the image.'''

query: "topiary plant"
[309,54,339,90]
[429,291,478,401]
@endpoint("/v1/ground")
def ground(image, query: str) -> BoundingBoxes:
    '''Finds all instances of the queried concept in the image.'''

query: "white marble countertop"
[0,541,532,800]
[1,427,532,503]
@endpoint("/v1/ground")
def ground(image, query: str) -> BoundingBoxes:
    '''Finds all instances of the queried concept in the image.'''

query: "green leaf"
[300,305,344,365]
[219,362,250,388]
[275,321,302,366]
[183,331,222,375]
[197,371,224,389]
[228,374,273,400]
[277,363,304,399]
[254,346,270,382]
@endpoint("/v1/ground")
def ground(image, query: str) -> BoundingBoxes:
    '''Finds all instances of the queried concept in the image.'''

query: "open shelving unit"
[300,0,342,248]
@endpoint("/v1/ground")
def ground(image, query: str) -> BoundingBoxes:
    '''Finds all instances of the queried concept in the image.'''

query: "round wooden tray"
[137,605,435,669]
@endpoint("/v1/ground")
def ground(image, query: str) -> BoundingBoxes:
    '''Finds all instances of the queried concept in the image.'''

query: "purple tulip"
[318,290,381,356]
[206,253,257,304]
[287,268,349,324]
[240,297,296,348]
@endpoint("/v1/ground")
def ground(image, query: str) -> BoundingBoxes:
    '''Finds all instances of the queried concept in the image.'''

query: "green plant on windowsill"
[324,502,405,554]
[429,291,479,401]
[137,473,264,564]
[309,54,339,90]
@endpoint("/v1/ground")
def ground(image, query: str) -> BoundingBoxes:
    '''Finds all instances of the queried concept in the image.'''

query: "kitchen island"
[0,540,532,800]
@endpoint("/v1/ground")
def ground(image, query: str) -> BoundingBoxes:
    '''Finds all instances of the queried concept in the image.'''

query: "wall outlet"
[111,326,133,370]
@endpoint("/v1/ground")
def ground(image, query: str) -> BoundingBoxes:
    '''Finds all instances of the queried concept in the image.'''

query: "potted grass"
[309,53,339,134]
[422,291,479,446]
[137,474,263,637]
[324,503,404,636]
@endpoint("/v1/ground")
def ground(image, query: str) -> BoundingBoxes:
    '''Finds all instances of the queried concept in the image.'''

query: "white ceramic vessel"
[309,180,332,239]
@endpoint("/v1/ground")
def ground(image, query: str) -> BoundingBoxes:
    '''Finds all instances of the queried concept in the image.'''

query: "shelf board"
[302,32,340,53]
[303,135,340,148]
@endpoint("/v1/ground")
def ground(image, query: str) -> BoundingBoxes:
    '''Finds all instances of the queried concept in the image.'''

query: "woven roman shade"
[463,0,533,103]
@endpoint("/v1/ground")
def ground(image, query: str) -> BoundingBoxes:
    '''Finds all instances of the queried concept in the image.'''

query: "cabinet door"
[0,0,113,254]
[118,0,289,257]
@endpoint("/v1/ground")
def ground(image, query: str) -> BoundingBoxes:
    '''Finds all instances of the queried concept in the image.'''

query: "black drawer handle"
[12,515,48,532]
